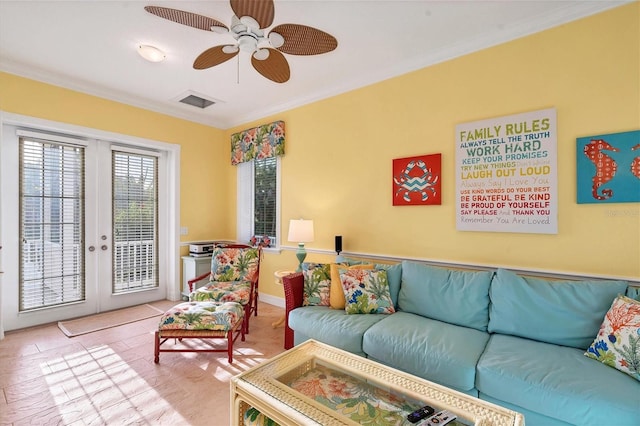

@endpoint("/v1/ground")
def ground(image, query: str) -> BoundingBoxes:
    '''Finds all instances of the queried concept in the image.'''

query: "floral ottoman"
[154,301,245,363]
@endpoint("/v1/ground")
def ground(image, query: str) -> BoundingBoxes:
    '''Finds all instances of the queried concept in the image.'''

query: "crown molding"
[1,1,630,130]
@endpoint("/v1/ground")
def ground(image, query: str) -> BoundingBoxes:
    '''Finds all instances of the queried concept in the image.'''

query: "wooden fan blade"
[230,0,274,29]
[193,45,239,69]
[270,24,338,55]
[251,48,290,83]
[144,6,227,32]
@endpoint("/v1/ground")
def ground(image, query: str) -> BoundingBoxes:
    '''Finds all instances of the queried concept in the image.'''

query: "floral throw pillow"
[302,263,331,306]
[329,263,374,309]
[584,295,640,381]
[341,269,395,315]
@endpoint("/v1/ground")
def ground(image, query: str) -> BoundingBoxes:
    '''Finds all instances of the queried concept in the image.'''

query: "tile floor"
[0,300,286,425]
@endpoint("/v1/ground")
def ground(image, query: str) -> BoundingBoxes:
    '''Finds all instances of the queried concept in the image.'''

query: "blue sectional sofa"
[283,260,640,426]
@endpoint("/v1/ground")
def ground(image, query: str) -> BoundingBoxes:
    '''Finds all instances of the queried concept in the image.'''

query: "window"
[254,157,277,241]
[237,157,280,247]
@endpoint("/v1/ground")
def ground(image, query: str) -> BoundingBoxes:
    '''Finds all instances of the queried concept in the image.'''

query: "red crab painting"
[393,154,441,205]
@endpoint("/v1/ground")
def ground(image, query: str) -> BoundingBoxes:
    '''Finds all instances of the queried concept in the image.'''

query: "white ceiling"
[0,1,628,129]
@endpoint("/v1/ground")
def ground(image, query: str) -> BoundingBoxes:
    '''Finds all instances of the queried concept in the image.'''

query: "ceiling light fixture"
[137,44,166,62]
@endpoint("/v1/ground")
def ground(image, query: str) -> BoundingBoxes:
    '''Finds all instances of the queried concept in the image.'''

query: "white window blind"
[237,157,280,246]
[19,137,85,311]
[112,151,159,293]
[254,157,277,242]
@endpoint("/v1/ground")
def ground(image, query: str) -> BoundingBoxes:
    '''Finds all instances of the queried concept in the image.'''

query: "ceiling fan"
[144,0,338,83]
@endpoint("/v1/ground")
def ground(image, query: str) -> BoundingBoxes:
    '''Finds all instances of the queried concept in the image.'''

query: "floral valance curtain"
[231,120,285,165]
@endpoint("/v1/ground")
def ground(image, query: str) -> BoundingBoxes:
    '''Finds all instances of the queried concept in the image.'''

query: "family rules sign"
[455,108,558,234]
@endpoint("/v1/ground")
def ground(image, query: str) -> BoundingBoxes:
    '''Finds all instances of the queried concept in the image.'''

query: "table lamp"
[288,219,314,271]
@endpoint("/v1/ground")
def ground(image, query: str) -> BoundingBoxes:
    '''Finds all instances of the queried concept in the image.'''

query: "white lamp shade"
[288,219,314,243]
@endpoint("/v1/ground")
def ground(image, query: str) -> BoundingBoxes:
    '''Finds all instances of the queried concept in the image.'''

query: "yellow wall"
[228,3,640,297]
[0,72,232,247]
[1,4,638,303]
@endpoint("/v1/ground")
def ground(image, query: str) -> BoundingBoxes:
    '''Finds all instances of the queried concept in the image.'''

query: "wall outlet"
[180,227,188,235]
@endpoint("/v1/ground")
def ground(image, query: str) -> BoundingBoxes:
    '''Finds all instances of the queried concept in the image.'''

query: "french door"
[90,141,165,313]
[1,122,174,331]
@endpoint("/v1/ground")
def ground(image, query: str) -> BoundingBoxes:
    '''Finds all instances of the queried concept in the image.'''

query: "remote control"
[420,410,457,426]
[407,405,435,423]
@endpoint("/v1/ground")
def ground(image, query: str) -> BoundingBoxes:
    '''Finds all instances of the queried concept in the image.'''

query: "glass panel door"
[94,144,165,313]
[1,120,177,332]
[4,132,167,327]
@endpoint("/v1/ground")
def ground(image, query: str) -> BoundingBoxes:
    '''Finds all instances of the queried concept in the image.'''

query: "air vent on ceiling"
[174,90,223,109]
[179,94,214,109]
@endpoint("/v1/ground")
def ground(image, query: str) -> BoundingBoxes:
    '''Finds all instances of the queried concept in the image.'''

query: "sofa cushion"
[288,306,386,355]
[301,262,331,306]
[374,263,402,308]
[627,285,640,301]
[362,312,490,392]
[398,261,492,332]
[329,263,374,309]
[341,268,395,315]
[488,268,628,349]
[476,334,640,425]
[585,295,640,381]
[478,394,573,426]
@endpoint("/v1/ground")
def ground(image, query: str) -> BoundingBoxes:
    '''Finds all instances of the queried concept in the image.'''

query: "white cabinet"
[181,255,212,299]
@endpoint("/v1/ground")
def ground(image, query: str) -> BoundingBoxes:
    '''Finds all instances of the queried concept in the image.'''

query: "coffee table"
[230,339,524,426]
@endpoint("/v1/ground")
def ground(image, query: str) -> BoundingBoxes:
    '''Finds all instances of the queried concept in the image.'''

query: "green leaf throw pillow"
[341,269,395,315]
[301,263,331,306]
[584,295,640,382]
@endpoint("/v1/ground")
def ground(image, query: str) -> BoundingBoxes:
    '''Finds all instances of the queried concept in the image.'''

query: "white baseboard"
[259,292,285,308]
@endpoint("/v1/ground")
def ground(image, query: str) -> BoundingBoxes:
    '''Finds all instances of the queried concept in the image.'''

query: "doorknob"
[101,245,108,251]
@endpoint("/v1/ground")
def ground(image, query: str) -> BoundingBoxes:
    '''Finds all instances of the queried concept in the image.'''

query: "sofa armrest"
[283,272,304,349]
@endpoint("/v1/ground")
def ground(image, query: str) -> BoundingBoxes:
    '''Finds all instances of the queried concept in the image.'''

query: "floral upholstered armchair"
[188,244,262,334]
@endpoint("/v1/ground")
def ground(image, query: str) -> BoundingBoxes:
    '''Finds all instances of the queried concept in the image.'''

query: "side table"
[273,270,295,328]
[181,255,212,300]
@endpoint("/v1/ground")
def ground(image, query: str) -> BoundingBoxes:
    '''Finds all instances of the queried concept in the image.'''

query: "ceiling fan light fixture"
[210,25,228,34]
[239,15,259,29]
[253,48,270,61]
[137,44,166,62]
[238,35,257,52]
[268,32,285,48]
[222,45,239,54]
